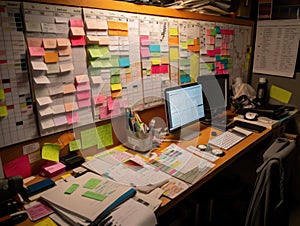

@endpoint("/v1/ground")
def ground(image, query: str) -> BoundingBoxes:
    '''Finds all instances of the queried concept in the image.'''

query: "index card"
[90,76,103,84]
[33,75,50,84]
[63,83,76,94]
[28,47,45,56]
[55,17,69,24]
[43,38,57,49]
[36,96,52,106]
[75,74,89,83]
[59,62,74,72]
[53,115,67,126]
[47,63,60,74]
[85,20,99,30]
[27,38,43,47]
[39,106,54,117]
[64,102,79,112]
[58,46,72,56]
[70,27,85,36]
[86,35,100,44]
[52,104,65,114]
[31,61,48,71]
[78,99,91,108]
[40,117,55,130]
[76,82,91,92]
[57,38,71,47]
[99,36,109,45]
[48,85,64,96]
[77,91,90,100]
[41,23,56,33]
[98,20,108,30]
[25,22,42,32]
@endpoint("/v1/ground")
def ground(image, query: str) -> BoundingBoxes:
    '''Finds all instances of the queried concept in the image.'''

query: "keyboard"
[208,127,252,150]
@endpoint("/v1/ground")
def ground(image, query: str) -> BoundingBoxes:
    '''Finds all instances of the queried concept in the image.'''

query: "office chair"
[245,137,296,226]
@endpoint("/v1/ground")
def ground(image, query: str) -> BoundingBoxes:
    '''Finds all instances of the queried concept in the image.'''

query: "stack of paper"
[40,172,136,225]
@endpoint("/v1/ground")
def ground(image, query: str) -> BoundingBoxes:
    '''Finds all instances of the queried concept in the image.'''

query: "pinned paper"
[3,155,31,178]
[69,139,81,151]
[42,143,61,162]
[43,38,57,49]
[81,127,99,149]
[96,123,113,148]
[270,85,292,104]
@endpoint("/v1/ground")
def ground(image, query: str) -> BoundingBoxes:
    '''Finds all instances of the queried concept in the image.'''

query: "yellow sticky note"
[42,143,61,162]
[81,127,99,149]
[169,28,178,36]
[270,85,292,104]
[0,106,8,117]
[0,89,5,100]
[170,48,179,61]
[34,217,57,226]
[151,57,161,65]
[190,54,199,82]
[111,83,122,91]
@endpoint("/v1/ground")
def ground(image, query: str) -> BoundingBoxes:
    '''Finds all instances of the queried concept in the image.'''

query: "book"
[40,172,136,224]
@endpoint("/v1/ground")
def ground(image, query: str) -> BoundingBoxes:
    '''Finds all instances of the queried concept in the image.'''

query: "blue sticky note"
[119,58,130,67]
[149,44,160,52]
[216,26,221,34]
[216,55,221,61]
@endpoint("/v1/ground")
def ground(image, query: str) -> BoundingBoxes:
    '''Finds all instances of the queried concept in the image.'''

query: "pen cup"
[125,131,153,153]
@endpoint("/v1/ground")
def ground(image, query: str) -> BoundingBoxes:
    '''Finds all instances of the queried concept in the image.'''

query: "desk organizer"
[124,131,153,153]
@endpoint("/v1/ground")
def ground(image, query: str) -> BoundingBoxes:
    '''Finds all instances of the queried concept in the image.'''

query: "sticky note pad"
[0,106,8,117]
[83,178,102,189]
[64,184,79,194]
[82,191,107,201]
[41,143,61,162]
[270,85,292,104]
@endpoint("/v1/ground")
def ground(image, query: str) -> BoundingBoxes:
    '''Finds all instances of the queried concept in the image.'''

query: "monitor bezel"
[164,82,205,134]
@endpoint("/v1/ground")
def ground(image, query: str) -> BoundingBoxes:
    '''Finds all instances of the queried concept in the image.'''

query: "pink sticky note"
[111,108,121,117]
[93,95,105,105]
[99,105,111,119]
[107,98,120,111]
[70,35,86,46]
[3,155,31,179]
[69,18,84,27]
[76,91,90,100]
[206,50,215,57]
[28,47,45,56]
[66,112,80,124]
[76,82,90,92]
[53,115,67,126]
[78,99,91,108]
[25,201,54,221]
[151,65,160,74]
[161,65,169,74]
[215,48,221,55]
[141,47,150,58]
[140,36,150,46]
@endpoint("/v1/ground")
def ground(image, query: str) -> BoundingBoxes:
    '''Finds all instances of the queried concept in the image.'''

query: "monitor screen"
[196,74,229,119]
[164,83,205,140]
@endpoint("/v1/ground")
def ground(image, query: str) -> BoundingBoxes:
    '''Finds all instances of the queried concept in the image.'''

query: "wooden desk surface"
[17,121,272,225]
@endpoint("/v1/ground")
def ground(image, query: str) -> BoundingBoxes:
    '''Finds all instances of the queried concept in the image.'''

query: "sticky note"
[270,85,292,104]
[82,191,107,201]
[43,38,57,49]
[44,51,59,63]
[0,89,4,100]
[149,44,160,52]
[70,18,84,27]
[97,124,113,148]
[42,143,61,162]
[3,155,31,178]
[33,217,57,226]
[57,38,71,47]
[119,58,130,67]
[111,83,122,91]
[66,112,80,124]
[28,47,45,56]
[70,35,86,46]
[84,178,102,189]
[64,184,79,194]
[27,37,43,47]
[81,127,99,149]
[169,27,178,36]
[170,48,179,61]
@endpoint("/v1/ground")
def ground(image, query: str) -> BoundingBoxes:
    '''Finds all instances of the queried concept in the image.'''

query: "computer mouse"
[244,112,258,121]
[211,149,225,157]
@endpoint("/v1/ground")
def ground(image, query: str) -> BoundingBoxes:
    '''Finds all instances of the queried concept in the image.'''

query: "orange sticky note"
[44,51,59,63]
[168,37,179,46]
[64,102,79,112]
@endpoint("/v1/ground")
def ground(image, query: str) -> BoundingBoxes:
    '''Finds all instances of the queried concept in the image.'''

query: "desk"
[17,120,274,225]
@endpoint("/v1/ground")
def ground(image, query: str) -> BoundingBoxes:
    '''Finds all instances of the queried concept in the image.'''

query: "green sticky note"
[110,75,120,84]
[110,68,120,76]
[110,56,119,67]
[270,85,292,104]
[65,184,79,194]
[83,178,102,189]
[41,143,61,162]
[81,127,99,149]
[69,139,81,151]
[82,191,107,201]
[179,59,190,66]
[96,123,113,148]
[88,67,101,76]
[0,89,5,100]
[187,38,194,45]
[88,46,110,59]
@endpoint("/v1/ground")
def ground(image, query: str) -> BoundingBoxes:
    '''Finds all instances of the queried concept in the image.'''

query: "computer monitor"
[196,74,229,124]
[164,83,205,140]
